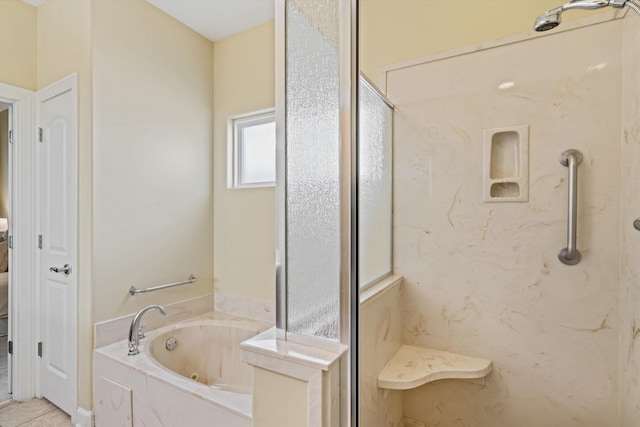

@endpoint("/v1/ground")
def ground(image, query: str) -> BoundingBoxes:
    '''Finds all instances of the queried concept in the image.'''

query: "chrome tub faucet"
[128,304,166,355]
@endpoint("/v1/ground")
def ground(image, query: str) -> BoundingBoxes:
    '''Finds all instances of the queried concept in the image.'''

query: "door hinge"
[7,341,12,355]
[38,235,42,249]
[38,342,42,358]
[39,127,43,143]
[7,235,12,249]
[9,129,13,144]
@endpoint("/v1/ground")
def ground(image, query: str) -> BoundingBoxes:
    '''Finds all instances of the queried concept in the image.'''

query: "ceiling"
[145,0,274,42]
[19,0,274,42]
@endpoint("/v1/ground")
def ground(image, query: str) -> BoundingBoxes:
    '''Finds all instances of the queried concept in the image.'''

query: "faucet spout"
[128,304,166,355]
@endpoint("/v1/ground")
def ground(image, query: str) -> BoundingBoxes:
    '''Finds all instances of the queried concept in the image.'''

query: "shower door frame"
[274,0,360,425]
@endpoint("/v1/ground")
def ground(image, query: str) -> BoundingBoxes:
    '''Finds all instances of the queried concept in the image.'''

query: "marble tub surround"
[378,345,492,390]
[94,312,270,427]
[241,328,345,427]
[360,273,403,304]
[386,16,623,427]
[214,292,276,324]
[241,327,345,374]
[619,13,640,425]
[94,293,214,348]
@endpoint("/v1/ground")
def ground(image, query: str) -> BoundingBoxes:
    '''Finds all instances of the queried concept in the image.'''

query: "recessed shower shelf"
[377,345,493,390]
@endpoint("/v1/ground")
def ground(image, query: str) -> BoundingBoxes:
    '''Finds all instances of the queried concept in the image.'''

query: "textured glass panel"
[285,0,341,341]
[359,79,393,286]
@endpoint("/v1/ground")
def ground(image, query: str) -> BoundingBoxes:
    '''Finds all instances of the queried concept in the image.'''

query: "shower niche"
[482,125,529,202]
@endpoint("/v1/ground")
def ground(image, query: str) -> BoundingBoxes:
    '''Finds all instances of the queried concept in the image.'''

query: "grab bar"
[558,149,583,265]
[129,274,196,296]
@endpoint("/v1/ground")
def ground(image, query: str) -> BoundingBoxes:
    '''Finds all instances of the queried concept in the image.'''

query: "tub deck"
[93,312,271,427]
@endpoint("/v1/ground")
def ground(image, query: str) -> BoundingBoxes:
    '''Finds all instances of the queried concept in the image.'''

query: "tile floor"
[0,399,72,427]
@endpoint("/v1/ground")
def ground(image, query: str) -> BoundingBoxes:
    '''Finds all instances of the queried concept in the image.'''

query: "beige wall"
[38,0,214,411]
[0,109,8,219]
[213,21,275,304]
[0,0,37,91]
[91,0,214,321]
[37,0,94,410]
[7,0,270,412]
[360,0,605,85]
[388,17,623,426]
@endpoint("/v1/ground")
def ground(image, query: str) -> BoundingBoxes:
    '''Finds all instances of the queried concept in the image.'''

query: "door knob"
[50,264,72,276]
[634,219,640,231]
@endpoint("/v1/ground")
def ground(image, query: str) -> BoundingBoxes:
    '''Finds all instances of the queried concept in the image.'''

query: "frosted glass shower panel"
[359,78,393,286]
[285,0,341,341]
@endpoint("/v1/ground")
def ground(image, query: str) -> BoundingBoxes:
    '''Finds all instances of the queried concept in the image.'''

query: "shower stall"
[257,1,640,426]
[360,4,640,426]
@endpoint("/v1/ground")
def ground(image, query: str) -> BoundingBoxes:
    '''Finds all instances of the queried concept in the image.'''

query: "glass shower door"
[277,0,359,424]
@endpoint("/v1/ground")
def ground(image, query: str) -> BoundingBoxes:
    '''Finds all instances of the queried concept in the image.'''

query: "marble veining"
[378,345,492,390]
[360,276,404,427]
[619,11,640,425]
[241,327,345,373]
[214,292,276,324]
[386,16,625,427]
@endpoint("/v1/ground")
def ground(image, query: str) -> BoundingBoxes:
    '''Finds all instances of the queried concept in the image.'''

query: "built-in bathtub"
[93,311,270,427]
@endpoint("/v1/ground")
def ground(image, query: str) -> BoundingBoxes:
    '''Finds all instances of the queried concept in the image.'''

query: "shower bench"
[378,345,492,390]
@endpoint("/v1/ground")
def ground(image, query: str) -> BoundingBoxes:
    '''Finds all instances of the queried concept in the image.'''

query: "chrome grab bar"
[558,149,583,265]
[129,274,196,296]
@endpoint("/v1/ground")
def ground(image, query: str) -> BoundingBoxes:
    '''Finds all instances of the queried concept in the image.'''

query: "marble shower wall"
[360,277,404,427]
[387,19,624,426]
[620,13,640,425]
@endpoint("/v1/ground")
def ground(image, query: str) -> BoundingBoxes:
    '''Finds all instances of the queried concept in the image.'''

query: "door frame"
[0,82,37,401]
[35,73,79,420]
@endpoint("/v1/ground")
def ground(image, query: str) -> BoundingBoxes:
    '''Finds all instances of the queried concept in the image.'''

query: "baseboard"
[76,407,94,427]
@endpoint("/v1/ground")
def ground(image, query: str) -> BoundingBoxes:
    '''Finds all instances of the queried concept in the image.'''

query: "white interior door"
[37,74,77,417]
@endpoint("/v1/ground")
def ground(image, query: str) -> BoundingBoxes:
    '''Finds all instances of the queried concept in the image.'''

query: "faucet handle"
[138,325,145,340]
[128,342,139,356]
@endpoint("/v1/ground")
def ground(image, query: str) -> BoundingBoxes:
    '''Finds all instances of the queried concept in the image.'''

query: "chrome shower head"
[534,8,563,31]
[533,0,628,32]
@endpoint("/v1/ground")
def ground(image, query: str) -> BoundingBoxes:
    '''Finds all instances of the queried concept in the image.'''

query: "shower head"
[533,0,634,32]
[534,8,563,31]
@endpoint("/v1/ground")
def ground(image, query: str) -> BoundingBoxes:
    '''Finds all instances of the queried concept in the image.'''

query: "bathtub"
[93,312,270,427]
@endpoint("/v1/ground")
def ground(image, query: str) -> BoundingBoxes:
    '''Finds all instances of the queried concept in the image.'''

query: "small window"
[228,109,276,188]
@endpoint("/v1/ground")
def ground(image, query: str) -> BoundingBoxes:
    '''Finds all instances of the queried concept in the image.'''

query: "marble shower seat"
[378,345,492,390]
